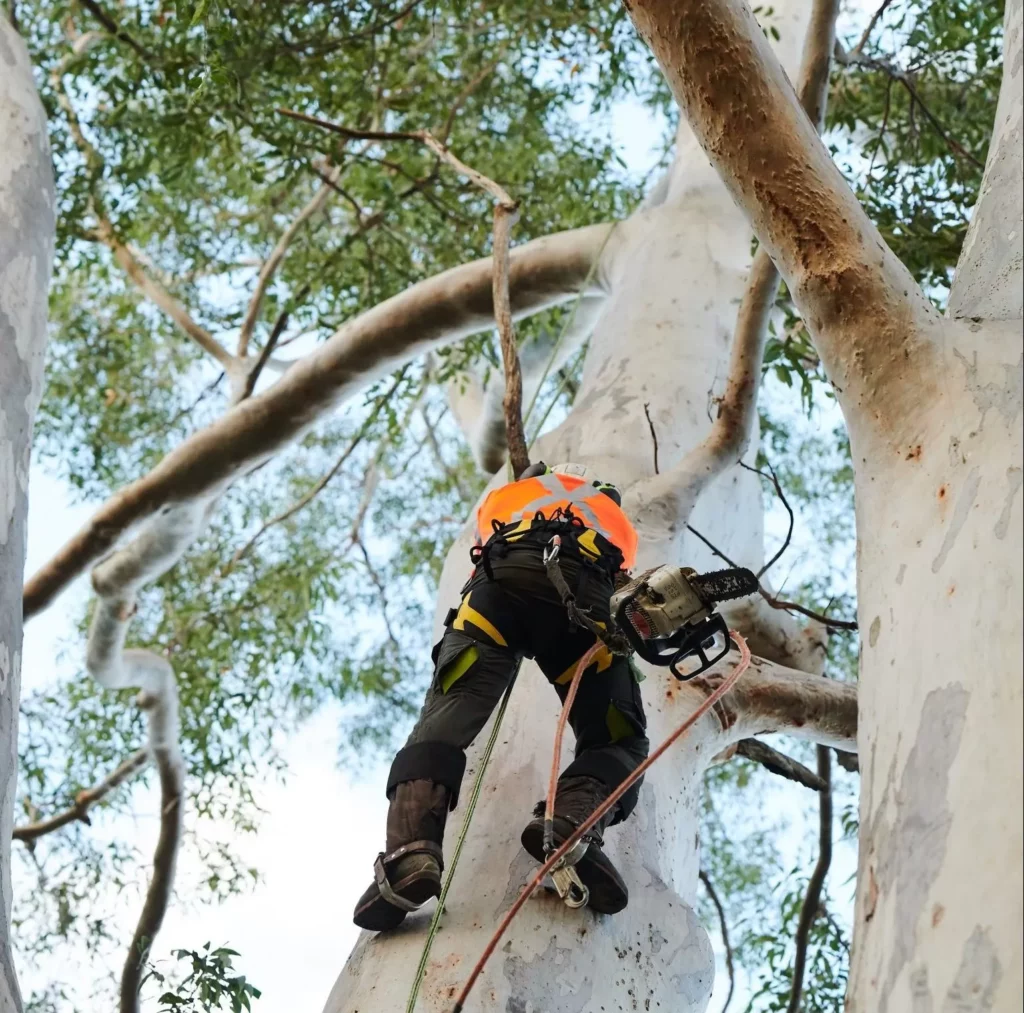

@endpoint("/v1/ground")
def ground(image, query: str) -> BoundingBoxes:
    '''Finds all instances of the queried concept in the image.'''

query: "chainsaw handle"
[668,613,731,680]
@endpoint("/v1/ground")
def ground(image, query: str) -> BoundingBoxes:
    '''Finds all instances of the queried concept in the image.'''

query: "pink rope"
[452,631,752,1012]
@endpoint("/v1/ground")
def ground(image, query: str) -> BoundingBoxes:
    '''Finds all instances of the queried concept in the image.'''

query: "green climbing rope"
[405,664,521,1013]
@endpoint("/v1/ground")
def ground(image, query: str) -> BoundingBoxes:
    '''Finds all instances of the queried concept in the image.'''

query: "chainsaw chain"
[690,567,760,604]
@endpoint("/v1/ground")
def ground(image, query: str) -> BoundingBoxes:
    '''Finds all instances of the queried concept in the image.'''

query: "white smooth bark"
[323,6,837,1011]
[0,20,55,1013]
[848,4,1024,988]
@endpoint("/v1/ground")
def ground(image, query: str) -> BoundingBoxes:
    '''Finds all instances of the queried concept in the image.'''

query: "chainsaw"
[609,565,759,680]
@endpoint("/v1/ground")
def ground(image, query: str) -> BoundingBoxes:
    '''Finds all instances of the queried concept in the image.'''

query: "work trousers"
[386,534,650,829]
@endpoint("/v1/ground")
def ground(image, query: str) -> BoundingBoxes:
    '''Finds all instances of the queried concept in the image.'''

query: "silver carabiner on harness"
[547,837,590,909]
[542,534,562,566]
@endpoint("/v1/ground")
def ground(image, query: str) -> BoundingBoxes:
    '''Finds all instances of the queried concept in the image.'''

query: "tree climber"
[353,462,647,931]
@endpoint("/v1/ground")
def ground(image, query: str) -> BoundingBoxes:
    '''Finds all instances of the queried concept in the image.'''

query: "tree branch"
[684,523,857,631]
[735,737,827,791]
[740,460,795,579]
[493,203,530,477]
[79,0,155,61]
[626,0,939,436]
[699,869,736,1012]
[25,225,610,618]
[623,0,839,524]
[702,654,857,752]
[12,749,149,843]
[51,51,232,368]
[834,46,984,170]
[236,165,341,358]
[85,595,183,1013]
[96,221,234,367]
[847,0,897,60]
[786,745,832,1013]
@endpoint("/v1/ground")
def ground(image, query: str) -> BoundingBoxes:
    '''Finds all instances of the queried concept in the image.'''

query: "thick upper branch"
[626,0,939,437]
[623,0,838,524]
[24,224,611,617]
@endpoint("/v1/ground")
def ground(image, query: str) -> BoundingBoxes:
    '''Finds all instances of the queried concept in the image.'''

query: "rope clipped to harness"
[542,534,632,656]
[449,631,752,1013]
[542,639,602,909]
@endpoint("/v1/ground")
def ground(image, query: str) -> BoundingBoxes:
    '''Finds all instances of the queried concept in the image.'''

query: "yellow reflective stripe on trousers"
[554,641,614,684]
[452,594,508,647]
[440,645,479,694]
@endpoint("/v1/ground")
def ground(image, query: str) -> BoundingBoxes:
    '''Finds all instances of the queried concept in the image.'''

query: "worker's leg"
[526,639,650,914]
[354,585,522,931]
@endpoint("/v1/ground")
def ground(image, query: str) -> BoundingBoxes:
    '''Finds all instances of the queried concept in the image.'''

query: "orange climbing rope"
[450,630,752,1012]
[544,640,602,854]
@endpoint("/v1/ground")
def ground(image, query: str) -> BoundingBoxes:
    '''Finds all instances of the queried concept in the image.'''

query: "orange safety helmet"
[475,463,638,569]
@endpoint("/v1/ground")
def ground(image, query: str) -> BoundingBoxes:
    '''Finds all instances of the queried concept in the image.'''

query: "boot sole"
[353,869,442,932]
[521,819,628,914]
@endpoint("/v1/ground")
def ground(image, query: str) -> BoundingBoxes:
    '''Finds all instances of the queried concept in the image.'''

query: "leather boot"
[352,779,449,932]
[520,775,629,914]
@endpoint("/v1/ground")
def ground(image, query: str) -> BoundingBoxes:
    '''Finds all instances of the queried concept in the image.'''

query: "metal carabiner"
[543,534,562,566]
[547,837,590,910]
[550,864,589,909]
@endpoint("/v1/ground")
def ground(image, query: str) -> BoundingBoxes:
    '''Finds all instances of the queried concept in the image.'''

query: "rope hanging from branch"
[278,107,532,477]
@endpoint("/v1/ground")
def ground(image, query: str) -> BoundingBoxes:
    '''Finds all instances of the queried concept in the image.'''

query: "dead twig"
[740,460,795,579]
[699,869,736,1012]
[643,402,660,475]
[736,738,826,791]
[12,749,149,843]
[786,745,833,1013]
[684,523,858,632]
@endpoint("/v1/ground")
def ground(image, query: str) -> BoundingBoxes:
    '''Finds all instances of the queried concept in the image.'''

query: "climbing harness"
[450,631,753,1013]
[542,533,631,656]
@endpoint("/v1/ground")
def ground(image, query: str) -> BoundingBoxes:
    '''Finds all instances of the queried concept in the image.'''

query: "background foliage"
[7,0,1002,1007]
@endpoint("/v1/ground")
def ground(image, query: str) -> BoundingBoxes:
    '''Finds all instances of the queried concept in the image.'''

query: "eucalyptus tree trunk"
[624,0,1024,1011]
[0,19,55,1013]
[322,6,853,1010]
